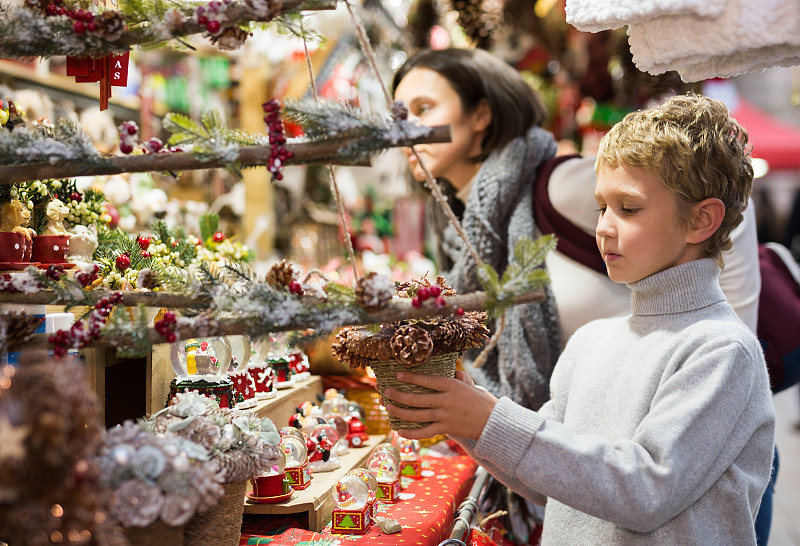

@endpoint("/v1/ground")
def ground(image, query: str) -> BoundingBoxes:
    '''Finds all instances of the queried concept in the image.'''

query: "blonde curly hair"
[596,94,754,267]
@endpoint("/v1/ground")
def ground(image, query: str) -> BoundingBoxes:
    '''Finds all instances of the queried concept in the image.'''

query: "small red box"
[331,505,370,534]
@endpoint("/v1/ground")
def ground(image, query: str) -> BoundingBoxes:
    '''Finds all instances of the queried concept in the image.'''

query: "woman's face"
[394,67,489,190]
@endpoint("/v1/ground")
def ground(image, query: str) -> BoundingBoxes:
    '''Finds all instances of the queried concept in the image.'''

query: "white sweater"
[458,259,775,544]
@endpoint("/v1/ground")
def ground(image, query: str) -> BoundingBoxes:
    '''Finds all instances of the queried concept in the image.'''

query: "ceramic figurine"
[0,200,36,241]
[41,199,70,236]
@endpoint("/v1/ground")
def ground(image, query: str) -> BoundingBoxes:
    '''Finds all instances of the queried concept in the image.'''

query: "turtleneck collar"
[628,258,725,316]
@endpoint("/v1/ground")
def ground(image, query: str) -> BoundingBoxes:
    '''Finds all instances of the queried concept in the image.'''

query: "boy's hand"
[384,371,498,440]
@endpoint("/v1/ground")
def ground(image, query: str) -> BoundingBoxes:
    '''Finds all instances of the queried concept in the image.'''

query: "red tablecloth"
[241,454,478,545]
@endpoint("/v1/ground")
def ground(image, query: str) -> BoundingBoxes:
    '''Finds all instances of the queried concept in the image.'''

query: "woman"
[393,47,562,413]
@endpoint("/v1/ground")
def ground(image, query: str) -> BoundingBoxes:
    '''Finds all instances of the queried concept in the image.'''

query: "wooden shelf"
[244,432,386,531]
[251,375,324,430]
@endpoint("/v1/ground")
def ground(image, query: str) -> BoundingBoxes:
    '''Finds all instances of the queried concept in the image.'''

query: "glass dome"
[334,474,370,510]
[261,449,287,476]
[372,442,402,464]
[324,413,348,439]
[225,335,251,373]
[320,396,350,416]
[310,424,340,449]
[279,426,306,444]
[280,435,308,467]
[393,437,421,460]
[346,468,378,500]
[366,450,400,483]
[170,337,231,378]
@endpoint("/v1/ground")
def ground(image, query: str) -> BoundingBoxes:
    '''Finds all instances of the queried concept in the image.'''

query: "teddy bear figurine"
[0,199,37,241]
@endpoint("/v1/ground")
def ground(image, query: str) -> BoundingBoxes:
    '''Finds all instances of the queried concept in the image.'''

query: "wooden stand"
[244,432,385,531]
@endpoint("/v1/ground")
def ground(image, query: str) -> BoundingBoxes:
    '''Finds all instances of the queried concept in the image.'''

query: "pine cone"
[211,26,251,51]
[1,312,44,352]
[355,272,395,310]
[215,450,255,483]
[266,259,299,289]
[430,317,469,353]
[24,0,46,12]
[95,11,127,41]
[390,324,433,368]
[136,268,160,290]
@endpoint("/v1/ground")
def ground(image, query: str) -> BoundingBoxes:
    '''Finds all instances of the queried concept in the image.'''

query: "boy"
[384,95,776,544]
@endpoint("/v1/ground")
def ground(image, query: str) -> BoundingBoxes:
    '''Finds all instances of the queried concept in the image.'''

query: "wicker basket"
[183,480,247,546]
[123,520,184,546]
[370,351,459,431]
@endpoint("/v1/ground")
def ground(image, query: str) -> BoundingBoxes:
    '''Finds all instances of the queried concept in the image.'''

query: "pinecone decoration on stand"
[266,259,300,289]
[390,324,433,368]
[355,272,395,310]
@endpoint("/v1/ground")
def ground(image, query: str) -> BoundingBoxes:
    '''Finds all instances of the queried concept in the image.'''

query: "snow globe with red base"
[393,436,423,479]
[331,473,371,534]
[225,335,258,410]
[281,434,311,490]
[367,447,401,503]
[168,337,234,408]
[248,448,293,503]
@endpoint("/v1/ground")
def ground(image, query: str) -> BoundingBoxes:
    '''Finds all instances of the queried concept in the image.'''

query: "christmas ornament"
[331,474,371,534]
[355,271,394,310]
[115,253,130,271]
[66,51,130,111]
[137,236,150,250]
[280,435,311,490]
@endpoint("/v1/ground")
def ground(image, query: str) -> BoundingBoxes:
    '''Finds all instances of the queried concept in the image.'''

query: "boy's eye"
[621,207,638,215]
[595,207,606,215]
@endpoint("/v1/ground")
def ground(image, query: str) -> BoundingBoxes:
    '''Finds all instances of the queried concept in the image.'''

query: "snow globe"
[367,447,401,503]
[324,413,351,455]
[347,468,378,518]
[280,434,311,490]
[393,437,423,478]
[225,335,257,410]
[279,426,306,444]
[168,337,234,408]
[331,473,371,534]
[248,447,292,503]
[307,424,341,473]
[247,338,277,400]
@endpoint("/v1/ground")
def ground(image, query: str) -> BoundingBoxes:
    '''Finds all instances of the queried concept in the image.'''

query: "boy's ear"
[472,99,492,132]
[686,198,725,244]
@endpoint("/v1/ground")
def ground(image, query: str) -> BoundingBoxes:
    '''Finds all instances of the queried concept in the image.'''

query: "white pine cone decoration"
[390,324,433,368]
[355,272,395,310]
[216,450,255,483]
[266,259,299,289]
[110,480,163,528]
[95,11,127,41]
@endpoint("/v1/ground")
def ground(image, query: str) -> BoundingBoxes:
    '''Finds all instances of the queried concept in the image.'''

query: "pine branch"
[198,212,220,243]
[0,125,452,185]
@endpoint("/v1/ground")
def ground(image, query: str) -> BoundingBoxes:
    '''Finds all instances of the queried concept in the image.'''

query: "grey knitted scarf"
[434,126,562,411]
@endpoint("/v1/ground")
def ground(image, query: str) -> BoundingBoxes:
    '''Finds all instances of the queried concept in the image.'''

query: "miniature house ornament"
[331,473,372,535]
[280,434,311,490]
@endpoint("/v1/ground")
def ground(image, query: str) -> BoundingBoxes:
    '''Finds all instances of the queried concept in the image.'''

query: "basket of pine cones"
[332,276,490,431]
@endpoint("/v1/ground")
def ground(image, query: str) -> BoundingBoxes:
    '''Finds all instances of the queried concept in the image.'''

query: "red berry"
[206,20,221,33]
[115,254,131,271]
[87,21,96,31]
[434,296,446,308]
[417,287,430,301]
[212,231,225,243]
[119,141,134,154]
[73,20,85,34]
[197,14,208,24]
[288,281,303,295]
[46,3,57,14]
[429,285,442,297]
[137,236,150,250]
[411,298,422,308]
[456,307,465,316]
[141,251,151,258]
[70,191,82,202]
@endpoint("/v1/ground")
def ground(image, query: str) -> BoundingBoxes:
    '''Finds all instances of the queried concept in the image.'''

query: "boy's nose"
[596,214,616,239]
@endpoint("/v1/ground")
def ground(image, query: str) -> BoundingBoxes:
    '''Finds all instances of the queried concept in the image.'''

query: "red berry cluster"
[262,99,293,182]
[288,281,303,295]
[142,137,163,153]
[0,273,20,293]
[118,121,138,154]
[43,0,97,34]
[154,311,178,343]
[115,253,131,272]
[410,284,446,308]
[48,293,123,357]
[75,264,100,287]
[45,264,65,281]
[70,191,82,203]
[195,1,227,35]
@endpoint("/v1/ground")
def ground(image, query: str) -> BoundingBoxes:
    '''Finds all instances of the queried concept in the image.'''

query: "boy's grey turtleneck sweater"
[457,258,775,545]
